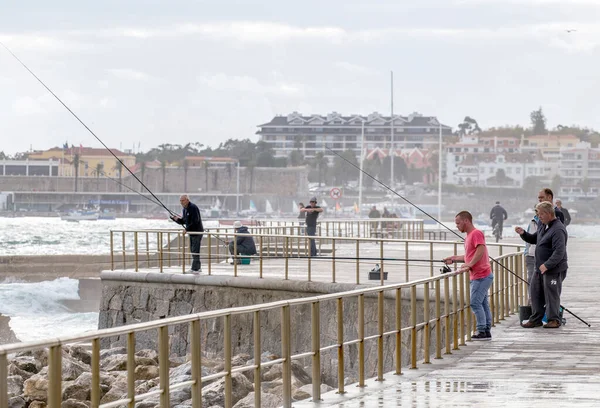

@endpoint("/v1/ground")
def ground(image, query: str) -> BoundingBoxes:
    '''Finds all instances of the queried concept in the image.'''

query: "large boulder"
[233,391,284,408]
[61,399,89,408]
[202,372,253,407]
[7,375,24,398]
[23,373,48,402]
[101,354,157,372]
[68,345,92,365]
[134,365,159,381]
[8,396,27,408]
[62,356,90,381]
[11,356,42,374]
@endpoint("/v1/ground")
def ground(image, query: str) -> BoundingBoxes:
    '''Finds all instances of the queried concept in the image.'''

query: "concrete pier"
[295,239,600,407]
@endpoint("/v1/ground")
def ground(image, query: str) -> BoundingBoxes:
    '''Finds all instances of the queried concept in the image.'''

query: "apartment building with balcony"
[559,142,600,199]
[256,111,452,162]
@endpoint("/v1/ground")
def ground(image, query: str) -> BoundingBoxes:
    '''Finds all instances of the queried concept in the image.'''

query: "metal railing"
[0,251,525,408]
[109,228,522,285]
[250,218,425,240]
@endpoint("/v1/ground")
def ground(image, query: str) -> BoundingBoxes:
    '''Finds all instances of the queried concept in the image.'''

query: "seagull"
[566,29,577,33]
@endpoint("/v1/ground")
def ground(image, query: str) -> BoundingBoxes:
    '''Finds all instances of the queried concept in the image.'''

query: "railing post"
[377,291,384,381]
[158,232,163,273]
[452,274,459,350]
[182,232,186,273]
[358,294,365,386]
[435,278,442,359]
[285,236,289,279]
[48,345,62,408]
[395,287,403,375]
[134,232,139,272]
[110,231,114,271]
[128,332,136,407]
[282,305,292,407]
[336,298,345,394]
[0,353,7,408]
[332,238,336,283]
[224,314,232,408]
[208,233,212,275]
[411,285,418,369]
[191,319,202,408]
[405,241,409,281]
[254,311,262,407]
[423,282,431,364]
[91,338,100,408]
[122,231,126,270]
[311,302,322,400]
[146,231,150,269]
[444,276,452,355]
[259,235,264,279]
[159,325,170,408]
[459,272,466,346]
[379,240,385,286]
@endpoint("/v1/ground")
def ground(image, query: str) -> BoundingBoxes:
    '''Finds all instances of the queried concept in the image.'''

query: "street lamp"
[358,119,365,217]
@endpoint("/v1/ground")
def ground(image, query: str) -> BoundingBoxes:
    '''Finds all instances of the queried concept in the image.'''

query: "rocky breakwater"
[0,314,19,345]
[4,345,333,408]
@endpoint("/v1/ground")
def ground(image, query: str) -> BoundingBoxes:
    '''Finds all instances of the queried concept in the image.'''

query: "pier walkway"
[295,239,600,408]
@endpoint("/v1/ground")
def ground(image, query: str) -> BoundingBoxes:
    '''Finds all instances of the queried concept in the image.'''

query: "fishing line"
[0,41,177,218]
[328,147,591,327]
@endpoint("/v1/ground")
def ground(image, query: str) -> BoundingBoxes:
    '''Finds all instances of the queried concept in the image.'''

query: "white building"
[559,142,600,199]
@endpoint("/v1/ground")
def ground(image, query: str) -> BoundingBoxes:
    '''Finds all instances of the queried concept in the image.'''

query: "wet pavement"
[295,239,600,408]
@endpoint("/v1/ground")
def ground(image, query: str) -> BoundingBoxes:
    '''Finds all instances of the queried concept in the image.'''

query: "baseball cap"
[310,196,317,202]
[233,221,242,228]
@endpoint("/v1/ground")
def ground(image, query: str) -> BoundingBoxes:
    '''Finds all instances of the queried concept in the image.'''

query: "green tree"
[93,163,104,190]
[182,158,189,193]
[331,150,359,185]
[288,150,304,167]
[113,161,123,192]
[72,154,80,192]
[457,116,481,136]
[0,151,8,160]
[159,159,168,192]
[312,152,329,186]
[139,161,147,192]
[530,107,547,135]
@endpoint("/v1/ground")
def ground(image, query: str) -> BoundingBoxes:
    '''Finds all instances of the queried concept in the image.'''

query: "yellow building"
[28,146,136,177]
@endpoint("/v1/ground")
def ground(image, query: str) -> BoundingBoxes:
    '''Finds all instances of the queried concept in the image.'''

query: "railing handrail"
[0,256,516,355]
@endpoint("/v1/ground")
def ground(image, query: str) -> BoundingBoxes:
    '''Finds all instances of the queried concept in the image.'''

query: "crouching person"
[228,221,257,264]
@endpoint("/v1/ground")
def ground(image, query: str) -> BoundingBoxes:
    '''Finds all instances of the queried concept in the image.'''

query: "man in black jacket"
[515,201,568,329]
[228,221,257,263]
[555,199,571,226]
[538,188,565,224]
[489,201,508,238]
[171,195,204,273]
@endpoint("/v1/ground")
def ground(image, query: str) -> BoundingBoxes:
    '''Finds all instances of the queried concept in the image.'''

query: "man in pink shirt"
[443,211,494,341]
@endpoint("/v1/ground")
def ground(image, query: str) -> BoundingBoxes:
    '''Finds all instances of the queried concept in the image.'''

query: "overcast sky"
[1,0,599,155]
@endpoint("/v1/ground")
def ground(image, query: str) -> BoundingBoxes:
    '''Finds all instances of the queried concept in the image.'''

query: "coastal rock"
[0,314,19,344]
[8,396,27,408]
[68,345,92,365]
[233,391,284,408]
[8,363,34,380]
[202,372,253,407]
[99,347,126,359]
[99,373,127,405]
[7,375,24,397]
[135,349,158,363]
[134,365,159,381]
[23,373,49,402]
[62,357,90,381]
[12,355,42,374]
[28,401,47,408]
[61,399,89,408]
[294,383,334,400]
[101,354,156,372]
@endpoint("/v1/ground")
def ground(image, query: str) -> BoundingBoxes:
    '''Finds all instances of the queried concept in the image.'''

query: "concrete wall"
[98,272,449,384]
[0,165,309,196]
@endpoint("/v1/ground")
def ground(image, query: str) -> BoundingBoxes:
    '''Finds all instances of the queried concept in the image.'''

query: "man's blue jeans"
[470,274,494,332]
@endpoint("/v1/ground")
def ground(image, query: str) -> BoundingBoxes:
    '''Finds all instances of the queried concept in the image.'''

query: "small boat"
[98,210,117,220]
[61,210,99,221]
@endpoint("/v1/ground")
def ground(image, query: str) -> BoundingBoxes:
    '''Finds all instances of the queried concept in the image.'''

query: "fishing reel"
[440,264,452,274]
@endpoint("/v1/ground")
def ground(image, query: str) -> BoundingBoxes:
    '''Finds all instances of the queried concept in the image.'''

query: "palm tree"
[182,158,189,192]
[160,159,168,192]
[204,160,210,192]
[72,154,80,192]
[139,161,147,192]
[113,161,123,192]
[93,163,104,190]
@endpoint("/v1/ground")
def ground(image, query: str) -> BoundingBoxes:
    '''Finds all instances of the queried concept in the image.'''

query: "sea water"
[0,216,219,342]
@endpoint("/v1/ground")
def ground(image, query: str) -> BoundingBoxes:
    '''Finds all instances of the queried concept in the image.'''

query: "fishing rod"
[0,42,234,246]
[0,41,177,218]
[327,147,591,327]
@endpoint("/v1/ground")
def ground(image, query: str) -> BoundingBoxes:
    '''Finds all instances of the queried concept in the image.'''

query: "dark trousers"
[228,241,250,256]
[529,269,566,324]
[189,234,202,271]
[306,225,317,256]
